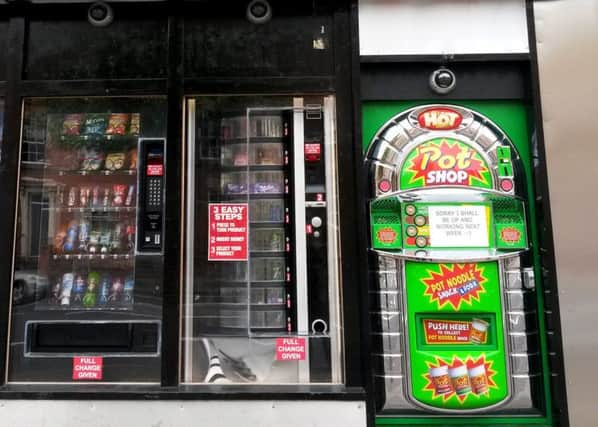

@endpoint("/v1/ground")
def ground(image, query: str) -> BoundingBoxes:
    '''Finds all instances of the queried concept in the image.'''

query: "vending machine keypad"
[138,139,165,253]
[147,177,162,209]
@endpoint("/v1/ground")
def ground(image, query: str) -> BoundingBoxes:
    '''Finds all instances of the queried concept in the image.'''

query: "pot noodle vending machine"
[366,104,544,416]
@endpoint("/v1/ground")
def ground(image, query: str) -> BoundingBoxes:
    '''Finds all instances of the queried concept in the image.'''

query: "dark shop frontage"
[0,1,570,427]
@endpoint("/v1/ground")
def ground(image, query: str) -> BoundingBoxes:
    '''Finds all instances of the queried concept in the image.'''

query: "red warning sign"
[275,337,306,361]
[304,143,321,162]
[72,356,103,380]
[146,164,164,176]
[208,203,248,261]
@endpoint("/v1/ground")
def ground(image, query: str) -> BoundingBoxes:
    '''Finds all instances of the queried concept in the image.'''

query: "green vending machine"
[365,103,550,423]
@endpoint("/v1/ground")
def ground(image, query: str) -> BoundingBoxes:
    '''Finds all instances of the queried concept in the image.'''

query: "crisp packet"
[105,113,129,135]
[62,114,83,136]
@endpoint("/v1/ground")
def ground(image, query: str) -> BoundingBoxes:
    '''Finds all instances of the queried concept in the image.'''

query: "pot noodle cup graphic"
[429,365,453,395]
[468,364,489,394]
[449,365,472,395]
[469,318,489,344]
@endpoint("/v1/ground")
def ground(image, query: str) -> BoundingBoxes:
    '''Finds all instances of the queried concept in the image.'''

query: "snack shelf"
[194,302,286,308]
[48,168,137,177]
[59,134,138,144]
[249,251,287,257]
[48,206,136,213]
[223,193,285,199]
[51,253,134,261]
[222,137,284,145]
[250,221,286,227]
[38,304,133,312]
[221,165,284,172]
[201,281,287,287]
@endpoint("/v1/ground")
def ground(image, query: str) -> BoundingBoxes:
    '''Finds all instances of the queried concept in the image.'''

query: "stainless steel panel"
[375,375,414,411]
[374,354,403,375]
[373,271,399,290]
[377,332,402,354]
[371,161,397,197]
[370,311,402,333]
[510,352,540,375]
[456,118,482,140]
[505,270,523,289]
[475,125,499,150]
[510,354,531,375]
[507,311,538,334]
[535,1,598,423]
[398,118,424,139]
[509,332,531,353]
[509,374,536,409]
[370,140,402,166]
[371,290,401,311]
[506,289,526,310]
[379,124,410,151]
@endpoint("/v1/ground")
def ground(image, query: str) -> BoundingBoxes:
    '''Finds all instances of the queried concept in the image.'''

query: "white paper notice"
[427,205,489,248]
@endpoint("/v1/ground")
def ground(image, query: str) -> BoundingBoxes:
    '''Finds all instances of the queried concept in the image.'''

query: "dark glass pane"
[9,97,166,383]
[0,20,7,81]
[182,95,343,385]
[184,16,333,78]
[25,18,167,80]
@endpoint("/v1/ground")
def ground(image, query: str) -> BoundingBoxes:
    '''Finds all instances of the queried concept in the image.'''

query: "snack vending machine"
[182,95,343,384]
[365,104,545,417]
[7,97,166,383]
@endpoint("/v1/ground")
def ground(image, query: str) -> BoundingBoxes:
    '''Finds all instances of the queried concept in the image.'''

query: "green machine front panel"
[405,260,508,410]
[364,101,550,425]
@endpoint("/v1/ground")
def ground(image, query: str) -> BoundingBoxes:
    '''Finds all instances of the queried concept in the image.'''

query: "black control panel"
[137,138,165,253]
[303,106,332,382]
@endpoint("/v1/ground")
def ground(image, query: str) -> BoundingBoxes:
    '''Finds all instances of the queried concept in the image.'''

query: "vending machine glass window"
[182,95,344,384]
[8,97,167,383]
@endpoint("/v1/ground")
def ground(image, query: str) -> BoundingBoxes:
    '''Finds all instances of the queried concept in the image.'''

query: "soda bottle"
[112,184,126,207]
[56,186,65,207]
[67,187,77,207]
[98,274,111,305]
[125,223,136,252]
[99,225,111,254]
[102,188,110,207]
[88,230,100,254]
[125,185,135,207]
[63,221,78,252]
[91,186,100,207]
[111,222,122,253]
[79,186,90,207]
[123,277,134,304]
[108,277,124,303]
[72,275,87,305]
[49,280,61,305]
[83,271,100,307]
[78,220,90,252]
[60,273,74,306]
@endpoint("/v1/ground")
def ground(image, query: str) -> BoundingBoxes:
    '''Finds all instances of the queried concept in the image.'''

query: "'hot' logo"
[418,108,463,130]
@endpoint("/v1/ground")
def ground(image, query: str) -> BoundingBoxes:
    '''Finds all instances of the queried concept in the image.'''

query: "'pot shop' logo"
[401,138,491,189]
